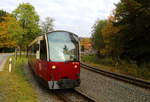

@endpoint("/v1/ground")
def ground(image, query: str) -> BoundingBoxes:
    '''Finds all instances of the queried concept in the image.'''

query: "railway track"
[81,63,150,89]
[54,89,96,102]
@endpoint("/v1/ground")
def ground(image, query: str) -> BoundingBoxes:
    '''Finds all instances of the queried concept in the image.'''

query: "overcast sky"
[0,0,120,37]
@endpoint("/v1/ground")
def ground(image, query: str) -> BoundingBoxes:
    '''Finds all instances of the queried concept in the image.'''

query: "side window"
[40,40,47,60]
[35,44,39,53]
[31,45,35,55]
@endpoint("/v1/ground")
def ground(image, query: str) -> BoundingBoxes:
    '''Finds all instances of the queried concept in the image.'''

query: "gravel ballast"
[76,68,150,102]
[24,64,64,102]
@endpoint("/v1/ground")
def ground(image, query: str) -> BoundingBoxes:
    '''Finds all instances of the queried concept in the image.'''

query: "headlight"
[52,65,56,69]
[74,65,78,68]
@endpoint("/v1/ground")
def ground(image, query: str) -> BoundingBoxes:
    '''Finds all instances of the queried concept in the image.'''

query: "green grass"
[0,56,38,102]
[81,55,150,81]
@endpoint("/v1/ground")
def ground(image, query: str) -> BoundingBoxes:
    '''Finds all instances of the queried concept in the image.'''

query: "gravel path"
[76,68,150,102]
[23,64,64,102]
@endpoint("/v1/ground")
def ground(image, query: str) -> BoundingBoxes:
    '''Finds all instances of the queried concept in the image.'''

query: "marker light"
[52,65,56,69]
[74,65,78,68]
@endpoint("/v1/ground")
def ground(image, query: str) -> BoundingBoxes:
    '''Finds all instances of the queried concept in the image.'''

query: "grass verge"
[0,56,38,102]
[81,55,150,81]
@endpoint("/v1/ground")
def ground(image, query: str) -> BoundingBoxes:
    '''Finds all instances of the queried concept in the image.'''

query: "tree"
[102,16,122,58]
[0,10,23,53]
[13,3,40,49]
[114,0,150,64]
[0,14,23,48]
[81,45,85,52]
[41,17,54,34]
[0,10,7,22]
[91,20,107,57]
[7,15,24,49]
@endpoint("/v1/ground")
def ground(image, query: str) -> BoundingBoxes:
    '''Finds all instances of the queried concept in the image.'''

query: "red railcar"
[28,30,80,89]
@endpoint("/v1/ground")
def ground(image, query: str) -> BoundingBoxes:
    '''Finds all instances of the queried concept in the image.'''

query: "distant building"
[79,37,92,54]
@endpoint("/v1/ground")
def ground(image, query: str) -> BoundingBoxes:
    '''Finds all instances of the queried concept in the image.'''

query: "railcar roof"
[46,30,78,37]
[29,35,44,47]
[28,30,79,47]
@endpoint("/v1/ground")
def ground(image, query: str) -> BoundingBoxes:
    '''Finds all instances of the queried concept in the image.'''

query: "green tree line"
[92,0,150,66]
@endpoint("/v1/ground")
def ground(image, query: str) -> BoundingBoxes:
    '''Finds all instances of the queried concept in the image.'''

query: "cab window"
[40,40,47,60]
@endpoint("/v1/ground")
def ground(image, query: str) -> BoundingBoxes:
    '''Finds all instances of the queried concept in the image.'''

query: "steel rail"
[81,63,150,89]
[74,89,97,102]
[54,92,73,102]
[54,89,96,102]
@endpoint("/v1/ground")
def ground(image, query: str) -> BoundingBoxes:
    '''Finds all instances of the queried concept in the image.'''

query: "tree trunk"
[19,47,21,58]
[26,46,28,57]
[15,48,17,60]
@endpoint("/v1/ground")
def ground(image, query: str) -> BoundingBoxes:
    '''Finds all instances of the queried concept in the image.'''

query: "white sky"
[0,0,120,37]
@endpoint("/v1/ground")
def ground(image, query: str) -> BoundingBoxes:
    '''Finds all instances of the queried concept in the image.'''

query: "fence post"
[9,58,12,72]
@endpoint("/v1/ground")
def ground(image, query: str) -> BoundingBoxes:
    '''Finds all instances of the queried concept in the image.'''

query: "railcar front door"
[40,39,48,80]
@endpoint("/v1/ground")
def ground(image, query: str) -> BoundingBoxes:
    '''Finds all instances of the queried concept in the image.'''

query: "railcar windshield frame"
[46,31,79,62]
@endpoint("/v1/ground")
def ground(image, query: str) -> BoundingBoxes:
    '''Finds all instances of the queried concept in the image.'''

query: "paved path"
[0,53,12,71]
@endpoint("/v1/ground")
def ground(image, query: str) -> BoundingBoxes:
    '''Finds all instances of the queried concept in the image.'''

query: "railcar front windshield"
[47,31,79,62]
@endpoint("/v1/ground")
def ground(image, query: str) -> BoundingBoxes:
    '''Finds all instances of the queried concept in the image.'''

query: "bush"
[82,55,114,66]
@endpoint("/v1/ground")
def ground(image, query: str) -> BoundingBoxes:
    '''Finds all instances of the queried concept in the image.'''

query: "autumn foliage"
[0,14,17,48]
[92,0,150,64]
[0,3,41,51]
